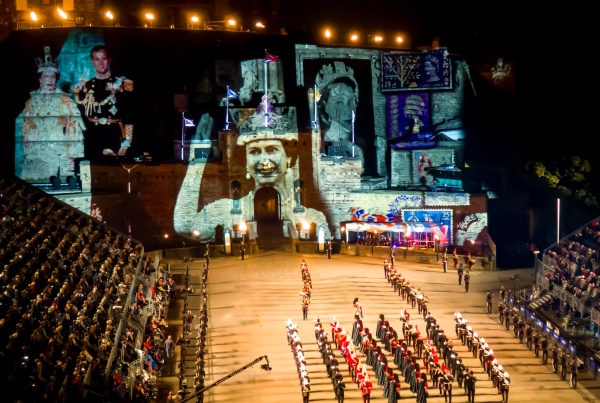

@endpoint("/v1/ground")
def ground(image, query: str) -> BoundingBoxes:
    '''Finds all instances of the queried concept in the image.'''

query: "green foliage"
[529,161,546,177]
[584,195,599,206]
[544,173,560,188]
[523,155,599,209]
[556,185,571,196]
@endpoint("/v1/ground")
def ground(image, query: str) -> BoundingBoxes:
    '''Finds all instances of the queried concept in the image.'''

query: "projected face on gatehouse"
[245,139,289,186]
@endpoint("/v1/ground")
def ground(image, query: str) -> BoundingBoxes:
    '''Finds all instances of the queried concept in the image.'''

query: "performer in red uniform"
[361,376,372,403]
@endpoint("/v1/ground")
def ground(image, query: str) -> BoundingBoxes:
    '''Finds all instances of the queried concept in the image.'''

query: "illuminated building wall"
[1,28,487,249]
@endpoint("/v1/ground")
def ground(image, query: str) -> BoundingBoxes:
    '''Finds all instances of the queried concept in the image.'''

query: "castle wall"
[3,28,483,251]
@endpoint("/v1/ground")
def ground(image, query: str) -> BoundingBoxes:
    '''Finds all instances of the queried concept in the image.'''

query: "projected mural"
[173,125,331,242]
[5,28,475,251]
[455,212,488,246]
[386,93,436,149]
[302,58,378,177]
[402,209,452,246]
[413,149,454,186]
[15,45,85,182]
[381,49,452,91]
[12,28,294,181]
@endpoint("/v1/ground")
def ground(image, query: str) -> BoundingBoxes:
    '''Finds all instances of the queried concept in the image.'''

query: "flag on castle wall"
[265,49,280,63]
[227,88,238,99]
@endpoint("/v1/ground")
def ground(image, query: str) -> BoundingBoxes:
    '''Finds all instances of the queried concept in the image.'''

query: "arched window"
[293,178,305,212]
[231,180,242,213]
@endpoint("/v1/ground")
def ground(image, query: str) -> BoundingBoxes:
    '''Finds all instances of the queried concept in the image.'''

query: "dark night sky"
[280,3,595,151]
[280,2,543,52]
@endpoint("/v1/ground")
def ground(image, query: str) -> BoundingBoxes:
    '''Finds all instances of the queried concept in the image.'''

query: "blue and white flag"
[227,88,238,99]
[184,117,195,127]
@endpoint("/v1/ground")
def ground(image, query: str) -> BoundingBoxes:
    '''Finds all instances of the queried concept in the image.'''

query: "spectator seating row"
[0,175,168,403]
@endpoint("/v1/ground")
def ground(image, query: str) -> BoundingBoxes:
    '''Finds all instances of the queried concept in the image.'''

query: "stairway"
[255,219,291,252]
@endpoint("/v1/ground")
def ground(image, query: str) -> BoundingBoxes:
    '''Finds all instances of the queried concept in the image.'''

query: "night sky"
[280,2,539,52]
[280,3,597,161]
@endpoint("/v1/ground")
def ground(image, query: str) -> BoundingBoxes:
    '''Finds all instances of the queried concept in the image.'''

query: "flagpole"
[314,84,318,127]
[263,59,269,127]
[181,112,185,161]
[557,198,560,244]
[225,86,230,131]
[351,110,355,157]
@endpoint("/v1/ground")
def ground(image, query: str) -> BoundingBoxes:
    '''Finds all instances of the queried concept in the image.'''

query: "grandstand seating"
[0,175,173,403]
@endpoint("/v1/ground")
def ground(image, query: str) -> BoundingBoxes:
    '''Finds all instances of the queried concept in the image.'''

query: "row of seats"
[0,175,160,402]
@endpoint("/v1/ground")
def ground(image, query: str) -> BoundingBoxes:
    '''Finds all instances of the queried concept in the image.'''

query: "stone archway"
[253,187,284,249]
[254,187,280,220]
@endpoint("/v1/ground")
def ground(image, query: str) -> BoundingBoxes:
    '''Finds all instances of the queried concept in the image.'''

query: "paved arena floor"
[155,251,600,403]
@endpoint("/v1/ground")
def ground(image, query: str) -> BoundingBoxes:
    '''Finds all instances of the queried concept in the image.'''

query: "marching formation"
[276,234,600,403]
[288,252,517,403]
[300,259,312,321]
[452,312,511,402]
[383,253,511,402]
[287,318,311,403]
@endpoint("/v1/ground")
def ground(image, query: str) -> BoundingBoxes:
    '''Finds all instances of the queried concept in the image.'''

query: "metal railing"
[537,261,595,324]
[537,215,600,327]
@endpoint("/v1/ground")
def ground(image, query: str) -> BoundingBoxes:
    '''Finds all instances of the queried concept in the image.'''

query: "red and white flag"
[265,49,280,63]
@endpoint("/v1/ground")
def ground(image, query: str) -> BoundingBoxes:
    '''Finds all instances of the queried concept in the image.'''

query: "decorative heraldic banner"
[381,49,452,92]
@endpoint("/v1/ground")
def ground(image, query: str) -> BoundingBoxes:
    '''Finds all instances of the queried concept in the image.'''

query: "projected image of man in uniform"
[76,45,135,159]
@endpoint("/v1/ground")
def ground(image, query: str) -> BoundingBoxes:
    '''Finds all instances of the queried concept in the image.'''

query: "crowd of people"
[452,312,511,402]
[357,233,391,247]
[542,219,600,315]
[0,176,173,402]
[293,259,313,401]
